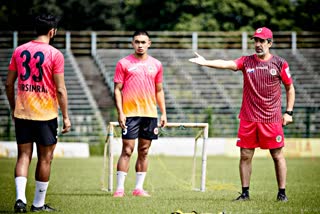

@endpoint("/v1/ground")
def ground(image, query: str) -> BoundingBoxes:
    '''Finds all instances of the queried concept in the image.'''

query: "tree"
[0,0,318,31]
[0,0,62,30]
[294,0,320,31]
[57,0,123,30]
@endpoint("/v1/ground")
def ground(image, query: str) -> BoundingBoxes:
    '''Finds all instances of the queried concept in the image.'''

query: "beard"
[256,51,265,56]
[255,48,265,56]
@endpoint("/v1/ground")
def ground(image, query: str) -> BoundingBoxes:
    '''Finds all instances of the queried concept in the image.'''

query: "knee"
[122,146,134,158]
[240,154,251,162]
[272,153,284,163]
[39,153,54,165]
[138,146,149,157]
[270,149,285,162]
[240,151,253,162]
[17,153,32,164]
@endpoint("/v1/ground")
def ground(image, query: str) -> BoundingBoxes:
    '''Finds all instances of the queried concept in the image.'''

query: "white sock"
[32,181,49,207]
[135,172,146,190]
[116,171,127,190]
[15,177,27,204]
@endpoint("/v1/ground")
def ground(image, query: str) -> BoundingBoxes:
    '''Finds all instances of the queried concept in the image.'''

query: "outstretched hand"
[188,52,206,65]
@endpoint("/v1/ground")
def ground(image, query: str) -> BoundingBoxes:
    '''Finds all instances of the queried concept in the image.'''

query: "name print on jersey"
[18,83,48,93]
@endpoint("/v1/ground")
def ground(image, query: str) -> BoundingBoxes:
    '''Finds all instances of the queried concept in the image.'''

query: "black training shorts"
[14,118,58,145]
[122,117,158,140]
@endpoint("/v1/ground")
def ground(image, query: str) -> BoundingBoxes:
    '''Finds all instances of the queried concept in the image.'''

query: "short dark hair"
[132,30,150,39]
[34,14,60,36]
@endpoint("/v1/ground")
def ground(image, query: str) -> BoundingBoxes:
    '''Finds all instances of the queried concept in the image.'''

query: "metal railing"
[1,30,320,55]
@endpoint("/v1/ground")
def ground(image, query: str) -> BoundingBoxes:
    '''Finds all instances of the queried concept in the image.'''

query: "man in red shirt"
[189,27,295,202]
[6,14,71,212]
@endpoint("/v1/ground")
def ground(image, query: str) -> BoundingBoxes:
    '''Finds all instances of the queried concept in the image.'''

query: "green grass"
[1,156,320,213]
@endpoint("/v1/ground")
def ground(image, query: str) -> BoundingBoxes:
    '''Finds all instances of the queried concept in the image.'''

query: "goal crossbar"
[101,122,209,192]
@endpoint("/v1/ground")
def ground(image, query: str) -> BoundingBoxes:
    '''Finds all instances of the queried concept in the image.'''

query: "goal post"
[101,122,209,192]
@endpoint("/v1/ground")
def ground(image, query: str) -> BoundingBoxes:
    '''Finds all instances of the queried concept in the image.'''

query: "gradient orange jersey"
[114,54,163,118]
[8,40,64,121]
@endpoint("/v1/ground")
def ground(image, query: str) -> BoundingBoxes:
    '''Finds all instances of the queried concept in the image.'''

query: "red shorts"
[236,120,284,149]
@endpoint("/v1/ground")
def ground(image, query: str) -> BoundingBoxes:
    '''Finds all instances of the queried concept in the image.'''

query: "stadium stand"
[0,49,107,142]
[1,29,319,139]
[273,49,320,137]
[0,49,15,140]
[94,49,240,137]
[94,48,320,138]
[76,56,115,123]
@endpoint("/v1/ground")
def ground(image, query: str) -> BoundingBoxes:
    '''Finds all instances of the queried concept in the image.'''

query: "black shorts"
[14,118,58,145]
[122,117,158,140]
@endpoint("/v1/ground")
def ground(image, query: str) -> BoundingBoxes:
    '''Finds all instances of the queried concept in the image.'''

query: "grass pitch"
[0,156,320,213]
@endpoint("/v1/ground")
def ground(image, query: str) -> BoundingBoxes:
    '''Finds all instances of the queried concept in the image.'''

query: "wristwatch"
[284,110,293,116]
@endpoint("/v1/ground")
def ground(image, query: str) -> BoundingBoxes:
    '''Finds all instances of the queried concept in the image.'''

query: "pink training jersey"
[234,54,293,123]
[114,54,163,117]
[8,40,64,121]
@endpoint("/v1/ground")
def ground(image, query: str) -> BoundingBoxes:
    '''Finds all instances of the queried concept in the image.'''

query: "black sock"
[279,188,286,195]
[242,187,249,194]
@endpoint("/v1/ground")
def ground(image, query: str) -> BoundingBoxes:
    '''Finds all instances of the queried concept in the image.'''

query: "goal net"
[101,122,209,192]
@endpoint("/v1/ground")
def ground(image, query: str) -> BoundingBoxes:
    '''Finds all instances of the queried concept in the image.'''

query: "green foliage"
[0,0,319,31]
[294,0,320,31]
[57,0,123,30]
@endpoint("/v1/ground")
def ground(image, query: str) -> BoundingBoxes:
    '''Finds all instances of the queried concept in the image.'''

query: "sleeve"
[113,61,125,83]
[155,62,163,83]
[53,51,64,74]
[280,61,293,85]
[234,56,246,71]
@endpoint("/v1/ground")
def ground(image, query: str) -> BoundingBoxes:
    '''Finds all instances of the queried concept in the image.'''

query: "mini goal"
[101,122,209,192]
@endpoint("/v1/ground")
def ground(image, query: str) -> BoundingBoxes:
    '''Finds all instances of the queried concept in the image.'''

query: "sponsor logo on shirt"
[256,66,268,69]
[247,68,255,73]
[128,66,137,72]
